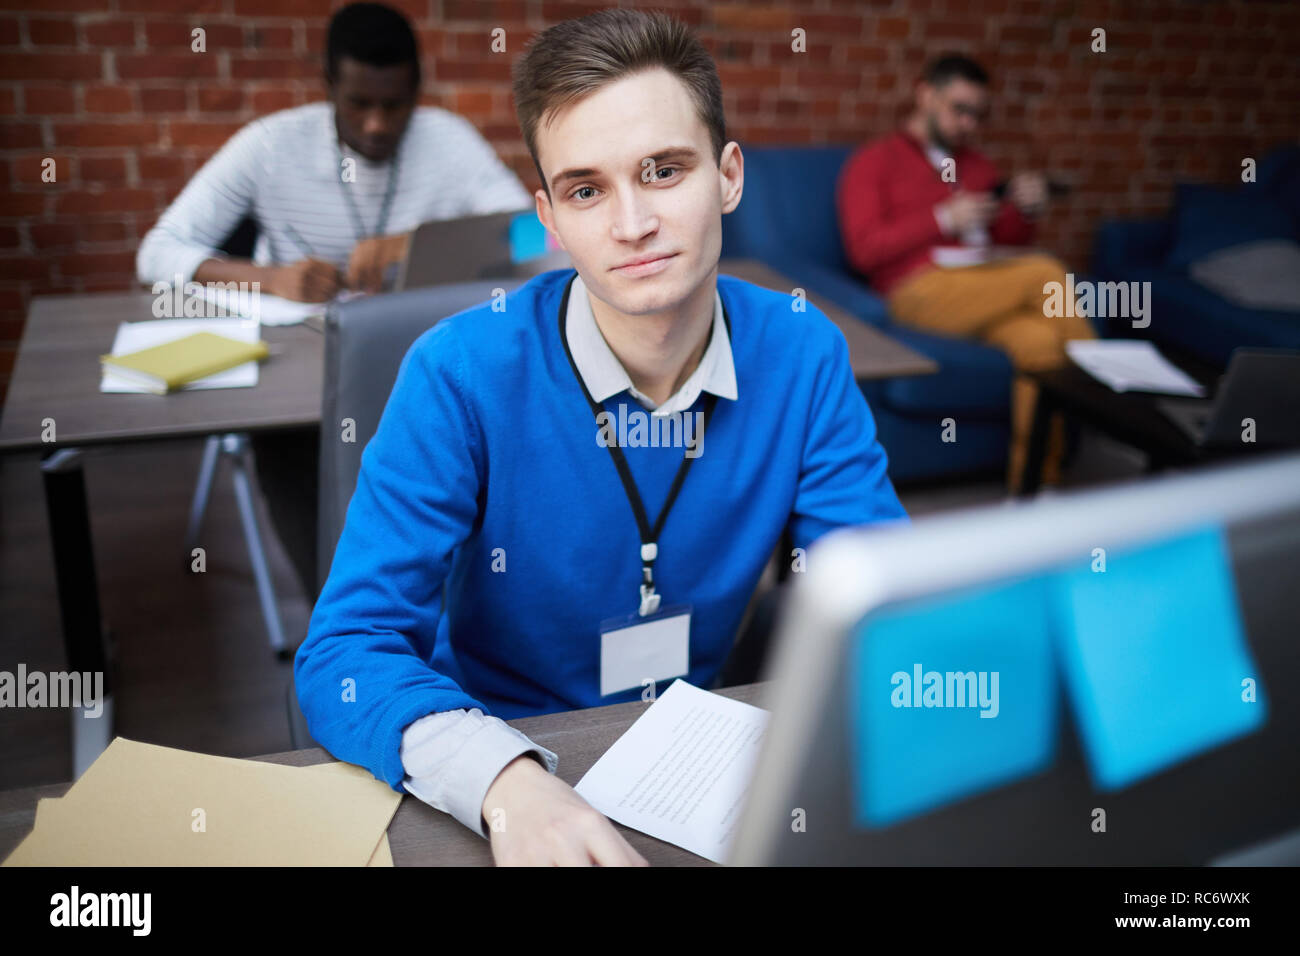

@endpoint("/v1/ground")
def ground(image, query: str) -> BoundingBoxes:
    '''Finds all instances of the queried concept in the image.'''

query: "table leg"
[184,434,221,556]
[225,434,289,657]
[1020,384,1055,498]
[40,447,114,777]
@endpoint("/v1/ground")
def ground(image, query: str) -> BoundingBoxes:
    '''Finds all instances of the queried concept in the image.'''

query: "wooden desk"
[0,263,932,452]
[0,682,767,867]
[718,259,938,380]
[0,291,322,452]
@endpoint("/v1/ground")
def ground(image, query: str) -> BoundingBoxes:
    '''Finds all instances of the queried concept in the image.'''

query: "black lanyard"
[335,138,401,241]
[557,273,729,616]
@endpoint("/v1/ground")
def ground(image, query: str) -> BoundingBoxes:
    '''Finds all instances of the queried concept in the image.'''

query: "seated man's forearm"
[192,257,276,288]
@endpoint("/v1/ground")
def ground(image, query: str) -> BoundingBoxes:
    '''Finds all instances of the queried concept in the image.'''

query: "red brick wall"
[1,0,1297,404]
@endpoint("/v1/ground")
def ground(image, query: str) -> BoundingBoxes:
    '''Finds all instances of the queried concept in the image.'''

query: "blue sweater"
[296,269,909,790]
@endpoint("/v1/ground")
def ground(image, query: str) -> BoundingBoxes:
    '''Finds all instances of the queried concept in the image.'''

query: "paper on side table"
[1066,339,1207,397]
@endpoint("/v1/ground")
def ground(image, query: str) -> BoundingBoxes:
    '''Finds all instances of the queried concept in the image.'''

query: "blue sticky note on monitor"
[850,575,1060,827]
[1053,524,1267,791]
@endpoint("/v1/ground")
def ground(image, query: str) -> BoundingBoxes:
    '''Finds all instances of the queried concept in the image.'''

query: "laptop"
[1156,348,1300,448]
[395,209,571,292]
[728,452,1300,865]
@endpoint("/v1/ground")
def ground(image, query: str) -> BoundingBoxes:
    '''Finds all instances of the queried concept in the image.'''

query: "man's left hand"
[346,233,411,294]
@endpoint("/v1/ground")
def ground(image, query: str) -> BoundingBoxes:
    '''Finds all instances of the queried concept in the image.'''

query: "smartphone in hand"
[992,179,1071,199]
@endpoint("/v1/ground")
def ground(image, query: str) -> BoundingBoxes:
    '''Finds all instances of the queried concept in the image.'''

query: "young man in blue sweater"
[296,9,908,865]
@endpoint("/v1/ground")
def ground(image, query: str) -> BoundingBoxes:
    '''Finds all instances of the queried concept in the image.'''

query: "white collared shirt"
[564,272,738,415]
[400,272,739,839]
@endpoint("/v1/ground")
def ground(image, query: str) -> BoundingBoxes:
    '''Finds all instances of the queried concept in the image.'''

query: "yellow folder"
[1,738,401,867]
[100,331,269,394]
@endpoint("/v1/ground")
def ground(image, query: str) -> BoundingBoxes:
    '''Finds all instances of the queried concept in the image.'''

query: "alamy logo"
[152,273,261,319]
[596,406,705,459]
[890,663,1000,718]
[1043,273,1151,328]
[50,886,151,936]
[0,664,104,717]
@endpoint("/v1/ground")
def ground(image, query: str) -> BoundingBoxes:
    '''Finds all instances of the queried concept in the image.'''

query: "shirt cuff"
[933,203,955,238]
[400,708,559,839]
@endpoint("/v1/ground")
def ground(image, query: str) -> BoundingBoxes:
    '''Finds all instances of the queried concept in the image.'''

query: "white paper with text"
[574,679,769,864]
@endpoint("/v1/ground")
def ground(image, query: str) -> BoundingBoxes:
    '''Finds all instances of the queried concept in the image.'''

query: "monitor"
[729,451,1300,865]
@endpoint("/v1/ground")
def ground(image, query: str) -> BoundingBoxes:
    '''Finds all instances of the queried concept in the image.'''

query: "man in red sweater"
[837,54,1093,493]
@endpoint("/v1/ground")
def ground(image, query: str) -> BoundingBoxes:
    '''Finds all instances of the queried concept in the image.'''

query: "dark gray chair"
[316,278,526,591]
[288,278,525,748]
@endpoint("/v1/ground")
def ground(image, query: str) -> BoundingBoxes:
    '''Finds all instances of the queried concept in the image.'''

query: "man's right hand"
[481,754,650,866]
[937,191,999,235]
[265,258,343,302]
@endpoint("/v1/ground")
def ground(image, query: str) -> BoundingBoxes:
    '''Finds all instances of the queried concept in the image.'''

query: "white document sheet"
[200,285,367,326]
[1066,339,1206,397]
[574,679,769,864]
[101,318,262,393]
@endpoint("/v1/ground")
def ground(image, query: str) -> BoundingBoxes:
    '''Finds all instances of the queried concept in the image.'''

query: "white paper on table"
[1066,339,1206,397]
[199,285,367,326]
[574,679,769,864]
[100,318,262,393]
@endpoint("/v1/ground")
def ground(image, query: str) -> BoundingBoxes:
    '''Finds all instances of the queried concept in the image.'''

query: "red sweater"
[836,129,1034,295]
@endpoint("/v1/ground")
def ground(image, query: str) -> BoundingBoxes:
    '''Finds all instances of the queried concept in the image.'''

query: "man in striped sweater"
[136,2,531,605]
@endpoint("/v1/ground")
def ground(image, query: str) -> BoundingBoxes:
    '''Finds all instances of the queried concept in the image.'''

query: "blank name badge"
[598,605,691,697]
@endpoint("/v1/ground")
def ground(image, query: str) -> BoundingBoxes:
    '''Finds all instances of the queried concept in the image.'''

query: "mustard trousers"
[886,255,1096,492]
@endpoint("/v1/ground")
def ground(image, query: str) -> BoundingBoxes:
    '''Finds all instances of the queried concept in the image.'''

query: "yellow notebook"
[100,331,269,394]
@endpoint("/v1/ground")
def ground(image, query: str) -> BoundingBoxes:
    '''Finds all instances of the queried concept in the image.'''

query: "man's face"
[919,77,990,152]
[329,57,417,162]
[533,67,743,319]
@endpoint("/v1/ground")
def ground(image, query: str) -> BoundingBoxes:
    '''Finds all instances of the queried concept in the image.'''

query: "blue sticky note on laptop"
[850,574,1060,827]
[1053,524,1267,791]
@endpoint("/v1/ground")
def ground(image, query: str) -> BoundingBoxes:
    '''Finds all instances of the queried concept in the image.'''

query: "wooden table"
[718,259,938,380]
[0,682,767,867]
[0,262,933,454]
[0,291,323,452]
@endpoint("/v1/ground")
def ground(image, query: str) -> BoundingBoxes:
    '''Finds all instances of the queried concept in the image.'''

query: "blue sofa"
[721,144,1020,485]
[1090,145,1300,367]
